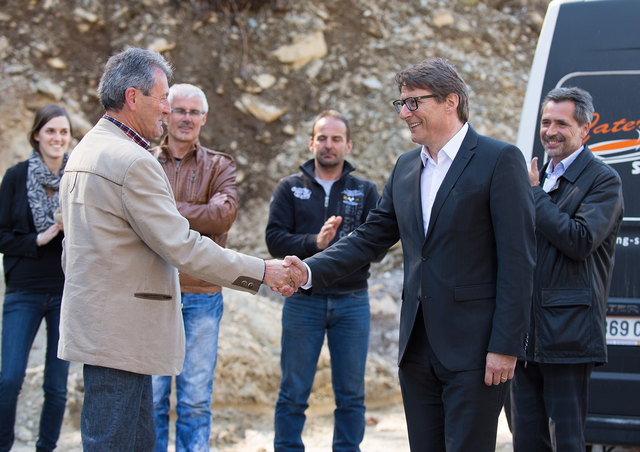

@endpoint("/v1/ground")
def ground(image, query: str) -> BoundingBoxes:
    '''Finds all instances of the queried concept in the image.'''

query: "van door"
[516,0,640,446]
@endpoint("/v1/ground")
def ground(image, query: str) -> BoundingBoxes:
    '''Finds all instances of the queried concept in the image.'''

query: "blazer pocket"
[455,283,496,302]
[452,183,482,195]
[134,292,173,301]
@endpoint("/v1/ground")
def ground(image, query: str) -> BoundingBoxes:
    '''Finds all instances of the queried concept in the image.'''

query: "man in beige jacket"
[58,48,298,451]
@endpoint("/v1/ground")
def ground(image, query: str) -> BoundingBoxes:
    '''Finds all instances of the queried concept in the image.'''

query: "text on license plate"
[606,316,640,346]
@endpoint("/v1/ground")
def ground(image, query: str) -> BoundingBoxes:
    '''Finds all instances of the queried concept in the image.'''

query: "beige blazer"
[58,118,264,375]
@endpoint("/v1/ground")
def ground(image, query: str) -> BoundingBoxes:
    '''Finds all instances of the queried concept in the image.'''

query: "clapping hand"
[316,215,342,250]
[529,157,540,187]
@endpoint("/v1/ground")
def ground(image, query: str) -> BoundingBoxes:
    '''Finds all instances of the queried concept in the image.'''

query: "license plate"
[606,316,640,346]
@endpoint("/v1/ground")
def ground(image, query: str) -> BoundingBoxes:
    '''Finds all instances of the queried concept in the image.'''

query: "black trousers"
[511,360,594,452]
[398,307,508,452]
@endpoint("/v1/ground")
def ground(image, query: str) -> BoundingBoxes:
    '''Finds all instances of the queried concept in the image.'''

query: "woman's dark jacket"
[0,160,64,293]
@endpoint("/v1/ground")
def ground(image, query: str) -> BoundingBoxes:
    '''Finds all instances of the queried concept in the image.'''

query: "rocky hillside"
[1,0,549,260]
[0,0,551,448]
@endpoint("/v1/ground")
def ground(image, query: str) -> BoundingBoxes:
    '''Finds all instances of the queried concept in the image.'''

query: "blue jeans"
[0,291,69,452]
[274,291,370,452]
[82,364,156,451]
[152,292,223,452]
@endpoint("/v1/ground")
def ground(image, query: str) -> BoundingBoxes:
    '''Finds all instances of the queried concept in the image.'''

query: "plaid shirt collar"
[103,114,151,150]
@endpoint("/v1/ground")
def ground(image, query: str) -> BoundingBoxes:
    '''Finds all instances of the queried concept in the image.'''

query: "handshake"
[263,256,309,296]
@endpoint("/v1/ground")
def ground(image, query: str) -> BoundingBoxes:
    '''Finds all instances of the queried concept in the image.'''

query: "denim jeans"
[274,291,370,452]
[0,291,69,452]
[82,364,156,451]
[152,292,223,452]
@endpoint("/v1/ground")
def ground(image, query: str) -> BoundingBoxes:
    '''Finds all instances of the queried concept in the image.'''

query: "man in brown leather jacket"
[151,83,237,452]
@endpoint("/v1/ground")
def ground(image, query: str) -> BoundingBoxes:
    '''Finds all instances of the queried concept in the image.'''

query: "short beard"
[316,157,340,169]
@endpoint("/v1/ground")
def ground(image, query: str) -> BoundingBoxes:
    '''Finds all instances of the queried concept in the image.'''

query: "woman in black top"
[0,105,72,452]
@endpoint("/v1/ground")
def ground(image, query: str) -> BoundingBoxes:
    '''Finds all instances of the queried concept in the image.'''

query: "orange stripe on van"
[591,137,640,153]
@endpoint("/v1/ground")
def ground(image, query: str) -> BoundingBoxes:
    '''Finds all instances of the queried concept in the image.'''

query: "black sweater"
[0,160,64,293]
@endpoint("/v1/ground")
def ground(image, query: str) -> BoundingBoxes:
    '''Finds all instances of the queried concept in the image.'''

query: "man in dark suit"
[285,57,536,451]
[511,87,623,452]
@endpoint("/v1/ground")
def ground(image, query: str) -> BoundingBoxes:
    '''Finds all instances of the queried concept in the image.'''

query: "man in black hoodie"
[266,110,379,451]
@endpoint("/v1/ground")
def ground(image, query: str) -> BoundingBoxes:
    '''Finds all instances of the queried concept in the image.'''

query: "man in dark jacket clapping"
[511,87,624,452]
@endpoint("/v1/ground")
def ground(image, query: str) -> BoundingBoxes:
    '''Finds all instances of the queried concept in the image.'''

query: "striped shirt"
[103,114,151,150]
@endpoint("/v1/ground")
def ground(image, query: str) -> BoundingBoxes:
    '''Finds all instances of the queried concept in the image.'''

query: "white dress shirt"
[542,145,583,193]
[420,123,468,236]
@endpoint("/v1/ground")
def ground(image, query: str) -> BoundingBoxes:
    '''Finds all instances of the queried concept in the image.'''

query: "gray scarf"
[26,150,68,233]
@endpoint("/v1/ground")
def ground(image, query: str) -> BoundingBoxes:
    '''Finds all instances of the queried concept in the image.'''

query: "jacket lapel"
[424,127,477,243]
[555,146,595,206]
[559,145,593,184]
[541,145,594,197]
[410,151,426,239]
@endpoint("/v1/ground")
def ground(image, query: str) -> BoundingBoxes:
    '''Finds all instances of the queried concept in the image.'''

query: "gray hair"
[542,87,594,126]
[395,57,469,123]
[168,83,209,113]
[98,47,173,111]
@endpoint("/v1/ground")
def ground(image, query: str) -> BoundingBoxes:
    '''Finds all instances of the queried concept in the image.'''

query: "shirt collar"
[546,145,584,174]
[158,136,200,162]
[420,123,469,167]
[103,114,151,150]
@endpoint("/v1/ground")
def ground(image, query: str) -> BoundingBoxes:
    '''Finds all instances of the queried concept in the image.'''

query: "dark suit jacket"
[305,126,536,371]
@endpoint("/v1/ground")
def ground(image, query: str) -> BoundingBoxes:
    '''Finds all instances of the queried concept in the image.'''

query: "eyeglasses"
[171,108,204,117]
[392,94,437,113]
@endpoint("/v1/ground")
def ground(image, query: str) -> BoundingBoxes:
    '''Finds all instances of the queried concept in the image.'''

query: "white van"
[517,0,640,447]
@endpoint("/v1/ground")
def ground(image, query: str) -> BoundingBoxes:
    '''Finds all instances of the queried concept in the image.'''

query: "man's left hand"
[484,352,517,386]
[316,215,343,250]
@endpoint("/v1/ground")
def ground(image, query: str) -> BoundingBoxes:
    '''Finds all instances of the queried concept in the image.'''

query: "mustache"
[177,121,194,128]
[543,134,565,142]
